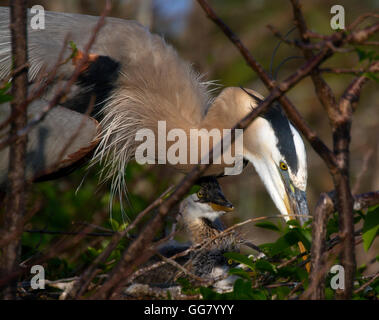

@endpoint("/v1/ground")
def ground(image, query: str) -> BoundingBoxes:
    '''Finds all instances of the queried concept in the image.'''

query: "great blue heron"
[0,8,308,224]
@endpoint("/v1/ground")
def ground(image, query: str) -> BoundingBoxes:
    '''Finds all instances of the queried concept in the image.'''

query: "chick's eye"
[279,161,288,171]
[197,191,204,198]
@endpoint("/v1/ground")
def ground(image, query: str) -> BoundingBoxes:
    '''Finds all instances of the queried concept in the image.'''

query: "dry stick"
[24,229,115,237]
[337,62,378,299]
[347,13,379,31]
[347,23,379,44]
[301,243,344,300]
[332,65,374,299]
[1,0,29,300]
[362,41,379,46]
[155,252,206,284]
[352,149,373,194]
[0,63,29,89]
[307,193,334,299]
[354,272,379,295]
[73,185,174,298]
[353,190,379,211]
[319,68,368,75]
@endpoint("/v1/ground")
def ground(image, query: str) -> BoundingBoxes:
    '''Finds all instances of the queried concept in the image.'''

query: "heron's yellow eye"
[279,162,288,171]
[228,259,233,265]
[197,191,204,198]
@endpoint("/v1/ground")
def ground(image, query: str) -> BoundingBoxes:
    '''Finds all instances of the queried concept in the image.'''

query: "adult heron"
[0,8,309,224]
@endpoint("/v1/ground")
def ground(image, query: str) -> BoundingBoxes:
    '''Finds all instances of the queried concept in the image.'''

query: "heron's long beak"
[284,184,310,272]
[284,184,309,225]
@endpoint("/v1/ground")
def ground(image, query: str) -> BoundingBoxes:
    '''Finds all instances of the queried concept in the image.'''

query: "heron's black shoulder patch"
[63,55,121,119]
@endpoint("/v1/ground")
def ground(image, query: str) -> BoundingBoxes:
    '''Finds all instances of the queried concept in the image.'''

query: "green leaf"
[0,94,12,103]
[228,268,251,280]
[325,288,335,300]
[283,229,311,251]
[362,206,379,251]
[223,252,255,270]
[188,185,201,195]
[273,286,291,299]
[109,218,119,231]
[0,81,12,103]
[68,40,78,59]
[363,72,379,83]
[254,260,277,274]
[177,278,199,296]
[233,279,263,300]
[286,220,301,228]
[199,286,222,299]
[255,221,281,232]
[118,222,129,231]
[355,47,379,62]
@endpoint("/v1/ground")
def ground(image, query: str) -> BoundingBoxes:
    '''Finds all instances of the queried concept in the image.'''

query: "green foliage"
[255,221,281,232]
[189,207,379,300]
[355,47,379,63]
[354,47,379,82]
[0,81,12,103]
[68,41,78,59]
[362,205,379,251]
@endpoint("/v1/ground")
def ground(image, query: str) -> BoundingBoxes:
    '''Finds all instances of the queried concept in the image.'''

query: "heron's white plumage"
[289,123,307,191]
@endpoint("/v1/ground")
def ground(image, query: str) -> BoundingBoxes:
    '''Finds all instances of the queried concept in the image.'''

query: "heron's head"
[239,89,309,224]
[179,177,234,222]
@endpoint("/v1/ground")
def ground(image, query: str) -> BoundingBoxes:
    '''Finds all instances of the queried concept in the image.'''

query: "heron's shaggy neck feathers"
[92,27,214,185]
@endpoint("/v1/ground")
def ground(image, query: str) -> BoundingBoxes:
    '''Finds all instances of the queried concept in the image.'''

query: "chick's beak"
[210,202,234,212]
[209,191,234,212]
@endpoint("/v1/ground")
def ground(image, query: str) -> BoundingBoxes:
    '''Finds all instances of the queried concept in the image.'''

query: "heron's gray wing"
[0,7,148,81]
[0,101,99,190]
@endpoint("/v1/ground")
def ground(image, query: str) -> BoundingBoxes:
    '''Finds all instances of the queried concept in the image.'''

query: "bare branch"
[0,0,28,300]
[307,193,334,299]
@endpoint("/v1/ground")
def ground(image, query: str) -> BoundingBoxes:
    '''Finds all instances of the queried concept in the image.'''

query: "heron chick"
[129,177,239,293]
